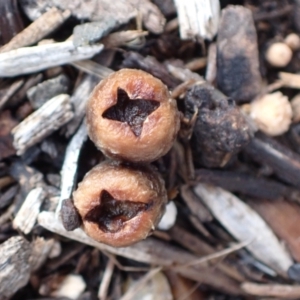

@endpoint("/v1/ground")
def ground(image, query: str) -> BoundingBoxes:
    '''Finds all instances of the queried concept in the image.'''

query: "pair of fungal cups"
[72,69,180,247]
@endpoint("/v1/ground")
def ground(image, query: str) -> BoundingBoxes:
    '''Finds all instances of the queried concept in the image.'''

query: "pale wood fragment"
[194,183,293,276]
[52,274,86,299]
[98,258,115,300]
[167,64,204,82]
[101,30,148,48]
[279,72,300,89]
[71,60,113,79]
[205,42,217,83]
[173,0,220,40]
[242,282,300,298]
[30,237,55,271]
[0,41,103,77]
[12,94,74,155]
[0,236,32,299]
[13,187,46,234]
[0,7,71,53]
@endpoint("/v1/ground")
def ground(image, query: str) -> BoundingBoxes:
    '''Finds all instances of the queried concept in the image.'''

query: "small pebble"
[158,201,177,230]
[265,42,292,67]
[284,33,300,51]
[52,274,86,299]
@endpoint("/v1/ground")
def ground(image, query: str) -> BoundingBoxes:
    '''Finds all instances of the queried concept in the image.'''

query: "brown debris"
[184,82,252,168]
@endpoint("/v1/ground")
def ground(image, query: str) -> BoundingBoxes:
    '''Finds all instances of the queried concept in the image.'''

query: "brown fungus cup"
[73,160,168,247]
[86,68,180,163]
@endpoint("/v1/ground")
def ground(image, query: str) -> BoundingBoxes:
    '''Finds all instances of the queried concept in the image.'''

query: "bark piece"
[13,187,46,234]
[244,133,300,188]
[27,74,70,109]
[217,6,262,102]
[0,41,104,77]
[8,74,43,107]
[0,7,71,53]
[184,83,252,168]
[19,0,165,34]
[194,183,293,276]
[30,237,55,271]
[195,169,300,201]
[0,236,32,299]
[0,78,24,110]
[0,185,18,209]
[0,110,18,159]
[173,0,220,40]
[180,185,212,222]
[0,0,24,44]
[249,199,300,262]
[12,94,74,155]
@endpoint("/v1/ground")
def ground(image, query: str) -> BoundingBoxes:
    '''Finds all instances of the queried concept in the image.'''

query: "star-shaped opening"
[102,88,160,137]
[84,190,152,233]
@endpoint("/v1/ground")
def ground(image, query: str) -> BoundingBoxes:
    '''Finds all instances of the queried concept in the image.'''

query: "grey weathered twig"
[12,94,74,155]
[0,41,103,77]
[56,122,88,216]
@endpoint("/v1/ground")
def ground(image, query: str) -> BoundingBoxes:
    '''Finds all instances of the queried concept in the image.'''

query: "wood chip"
[27,74,70,109]
[242,282,300,299]
[12,94,74,155]
[249,199,300,262]
[173,0,220,40]
[0,236,32,299]
[194,183,293,276]
[0,41,104,77]
[30,237,55,271]
[13,187,46,234]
